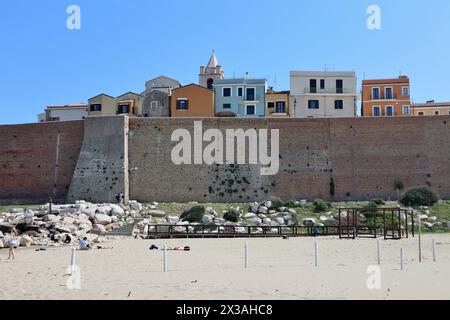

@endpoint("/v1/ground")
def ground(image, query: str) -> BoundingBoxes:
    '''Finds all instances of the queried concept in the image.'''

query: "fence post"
[400,248,404,271]
[432,239,437,263]
[163,244,168,272]
[70,247,76,275]
[377,239,381,265]
[245,241,249,269]
[314,241,319,267]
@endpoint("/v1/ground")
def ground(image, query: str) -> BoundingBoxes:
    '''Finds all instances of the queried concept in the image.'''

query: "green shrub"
[361,201,378,215]
[271,200,285,210]
[313,199,330,213]
[371,199,385,206]
[223,210,240,223]
[400,187,439,207]
[180,205,206,223]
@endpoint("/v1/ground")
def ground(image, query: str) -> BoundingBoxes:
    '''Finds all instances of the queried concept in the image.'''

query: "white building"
[38,103,88,122]
[290,71,358,118]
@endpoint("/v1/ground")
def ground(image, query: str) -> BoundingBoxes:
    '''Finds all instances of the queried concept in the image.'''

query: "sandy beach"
[0,234,449,300]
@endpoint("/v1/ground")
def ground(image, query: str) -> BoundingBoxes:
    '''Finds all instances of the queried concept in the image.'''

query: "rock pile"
[0,200,143,248]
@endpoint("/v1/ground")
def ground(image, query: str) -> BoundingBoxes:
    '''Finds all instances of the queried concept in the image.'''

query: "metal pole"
[400,248,404,271]
[70,247,76,275]
[245,242,249,269]
[314,241,319,267]
[163,244,168,272]
[418,214,422,263]
[377,239,381,265]
[432,239,437,263]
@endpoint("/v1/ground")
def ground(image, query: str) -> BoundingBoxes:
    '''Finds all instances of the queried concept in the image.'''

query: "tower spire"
[207,50,219,68]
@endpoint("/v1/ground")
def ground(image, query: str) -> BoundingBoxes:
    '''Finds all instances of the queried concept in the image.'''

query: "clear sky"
[1,0,450,124]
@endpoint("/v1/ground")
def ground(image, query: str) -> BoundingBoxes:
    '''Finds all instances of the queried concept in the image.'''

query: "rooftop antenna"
[274,74,277,91]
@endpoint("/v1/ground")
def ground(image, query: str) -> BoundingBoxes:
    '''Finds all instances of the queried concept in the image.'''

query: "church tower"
[199,51,224,89]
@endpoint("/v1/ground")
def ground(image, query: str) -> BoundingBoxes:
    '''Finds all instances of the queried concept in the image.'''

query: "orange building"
[361,76,411,117]
[170,84,214,117]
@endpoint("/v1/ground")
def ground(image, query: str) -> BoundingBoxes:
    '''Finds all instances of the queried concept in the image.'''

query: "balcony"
[303,88,355,94]
[244,94,261,102]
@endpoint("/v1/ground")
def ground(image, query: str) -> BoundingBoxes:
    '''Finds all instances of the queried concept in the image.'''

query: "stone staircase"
[108,218,144,237]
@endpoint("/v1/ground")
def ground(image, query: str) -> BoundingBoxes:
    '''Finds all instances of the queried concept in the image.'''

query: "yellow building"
[88,92,143,117]
[412,101,450,116]
[265,89,290,117]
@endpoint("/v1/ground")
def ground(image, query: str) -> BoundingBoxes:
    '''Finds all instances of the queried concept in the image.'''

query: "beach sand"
[0,234,449,300]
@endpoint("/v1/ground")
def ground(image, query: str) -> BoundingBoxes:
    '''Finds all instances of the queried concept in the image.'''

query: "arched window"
[207,78,214,89]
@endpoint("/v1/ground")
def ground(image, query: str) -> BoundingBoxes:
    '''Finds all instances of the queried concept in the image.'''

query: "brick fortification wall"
[128,117,450,202]
[1,116,450,204]
[0,121,84,204]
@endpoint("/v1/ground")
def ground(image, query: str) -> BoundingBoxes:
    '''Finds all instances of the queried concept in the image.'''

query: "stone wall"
[0,121,84,204]
[67,116,129,203]
[128,116,450,202]
[1,116,450,204]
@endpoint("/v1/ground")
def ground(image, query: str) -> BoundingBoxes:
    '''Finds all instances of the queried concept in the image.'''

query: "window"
[385,106,394,116]
[435,111,440,115]
[223,88,232,97]
[237,87,243,97]
[403,106,410,115]
[402,87,409,96]
[310,79,317,93]
[177,99,188,110]
[275,101,286,113]
[308,100,320,109]
[336,80,343,94]
[372,88,380,100]
[320,79,325,90]
[335,100,344,110]
[385,87,393,99]
[246,88,256,101]
[207,79,214,90]
[118,104,130,114]
[90,104,102,112]
[418,112,424,116]
[267,102,275,109]
[246,105,256,115]
[151,101,158,109]
[373,106,381,117]
[223,103,231,109]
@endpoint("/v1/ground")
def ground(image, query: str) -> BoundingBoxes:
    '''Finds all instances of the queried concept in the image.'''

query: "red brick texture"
[0,121,84,204]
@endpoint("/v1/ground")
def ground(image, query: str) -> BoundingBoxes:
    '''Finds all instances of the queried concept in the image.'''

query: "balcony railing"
[304,87,355,94]
[244,94,261,101]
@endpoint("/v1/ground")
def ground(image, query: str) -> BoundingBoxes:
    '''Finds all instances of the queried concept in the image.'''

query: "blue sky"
[1,0,450,124]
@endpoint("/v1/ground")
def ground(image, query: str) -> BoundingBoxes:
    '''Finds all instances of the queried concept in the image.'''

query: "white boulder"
[149,210,167,218]
[95,214,112,226]
[110,204,125,217]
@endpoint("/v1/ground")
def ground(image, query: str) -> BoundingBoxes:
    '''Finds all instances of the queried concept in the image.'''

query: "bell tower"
[199,51,224,89]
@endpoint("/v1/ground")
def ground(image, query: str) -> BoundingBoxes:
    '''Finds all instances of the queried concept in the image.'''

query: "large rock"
[250,203,259,213]
[97,205,112,215]
[149,210,167,218]
[0,239,4,249]
[95,214,112,225]
[129,201,143,211]
[110,204,125,217]
[303,218,316,227]
[258,206,268,214]
[202,215,214,224]
[275,217,286,225]
[19,235,33,247]
[244,213,256,219]
[249,217,263,226]
[45,214,60,223]
[91,224,107,235]
[167,216,179,224]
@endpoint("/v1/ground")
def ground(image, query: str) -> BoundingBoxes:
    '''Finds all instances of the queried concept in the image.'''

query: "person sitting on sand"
[64,234,72,244]
[7,231,18,260]
[79,237,91,251]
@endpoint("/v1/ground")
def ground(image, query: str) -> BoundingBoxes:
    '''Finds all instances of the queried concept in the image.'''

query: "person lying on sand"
[149,245,191,251]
